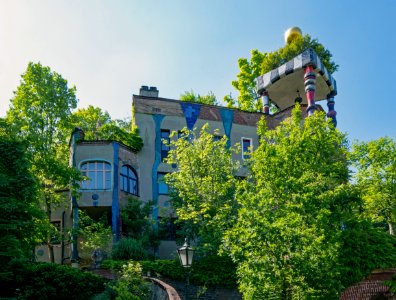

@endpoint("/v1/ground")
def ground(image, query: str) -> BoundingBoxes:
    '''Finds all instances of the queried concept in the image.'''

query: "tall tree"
[180,90,219,106]
[6,62,78,262]
[224,106,358,299]
[71,105,143,152]
[228,34,338,112]
[166,125,239,253]
[351,137,396,235]
[0,123,45,270]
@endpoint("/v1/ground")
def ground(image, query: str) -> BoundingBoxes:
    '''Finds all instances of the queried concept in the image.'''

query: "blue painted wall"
[220,108,234,147]
[151,114,165,222]
[180,102,201,130]
[112,142,120,240]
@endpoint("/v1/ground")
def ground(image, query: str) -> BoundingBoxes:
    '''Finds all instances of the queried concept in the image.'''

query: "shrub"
[112,238,147,261]
[339,226,396,289]
[111,261,151,300]
[102,255,238,288]
[1,260,105,299]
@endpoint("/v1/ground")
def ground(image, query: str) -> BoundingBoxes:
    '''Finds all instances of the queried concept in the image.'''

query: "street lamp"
[177,238,194,300]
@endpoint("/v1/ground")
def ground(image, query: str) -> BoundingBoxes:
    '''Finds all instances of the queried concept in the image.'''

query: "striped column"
[304,65,317,116]
[262,91,270,115]
[326,92,337,127]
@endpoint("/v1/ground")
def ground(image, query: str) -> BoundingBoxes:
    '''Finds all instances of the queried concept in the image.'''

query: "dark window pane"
[158,173,169,195]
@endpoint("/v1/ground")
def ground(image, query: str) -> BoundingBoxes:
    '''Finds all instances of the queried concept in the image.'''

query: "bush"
[339,227,396,289]
[111,261,151,300]
[102,255,238,288]
[112,238,147,261]
[1,260,105,299]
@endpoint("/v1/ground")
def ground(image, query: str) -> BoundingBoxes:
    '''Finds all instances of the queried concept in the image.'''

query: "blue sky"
[1,0,395,142]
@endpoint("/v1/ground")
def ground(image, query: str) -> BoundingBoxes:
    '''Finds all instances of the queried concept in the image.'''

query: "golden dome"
[284,27,302,44]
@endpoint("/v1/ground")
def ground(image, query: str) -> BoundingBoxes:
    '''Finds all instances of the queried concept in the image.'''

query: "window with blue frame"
[120,165,138,196]
[161,129,170,161]
[242,138,253,160]
[157,172,169,195]
[80,161,111,190]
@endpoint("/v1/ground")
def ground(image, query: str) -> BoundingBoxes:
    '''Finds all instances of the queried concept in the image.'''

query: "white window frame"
[241,137,253,160]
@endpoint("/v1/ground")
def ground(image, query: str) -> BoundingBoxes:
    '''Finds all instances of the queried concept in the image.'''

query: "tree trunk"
[389,223,394,235]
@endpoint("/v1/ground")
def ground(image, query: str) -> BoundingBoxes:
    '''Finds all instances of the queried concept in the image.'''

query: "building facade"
[36,86,311,263]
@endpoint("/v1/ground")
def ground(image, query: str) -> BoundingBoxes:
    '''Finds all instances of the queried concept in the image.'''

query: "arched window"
[80,161,111,190]
[120,165,138,195]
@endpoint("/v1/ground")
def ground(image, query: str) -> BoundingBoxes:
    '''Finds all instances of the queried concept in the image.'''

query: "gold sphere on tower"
[284,27,302,44]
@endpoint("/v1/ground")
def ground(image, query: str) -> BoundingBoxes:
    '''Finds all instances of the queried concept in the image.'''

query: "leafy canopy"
[0,132,45,269]
[71,105,143,152]
[180,90,219,106]
[166,125,239,253]
[227,34,338,112]
[351,137,396,235]
[6,62,79,262]
[224,106,358,299]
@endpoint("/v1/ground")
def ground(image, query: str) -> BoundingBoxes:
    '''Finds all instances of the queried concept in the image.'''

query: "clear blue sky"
[1,0,395,142]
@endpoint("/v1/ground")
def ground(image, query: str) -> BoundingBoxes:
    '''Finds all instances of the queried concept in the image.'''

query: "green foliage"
[1,260,105,299]
[71,105,144,152]
[70,105,112,139]
[229,34,338,112]
[79,210,112,256]
[386,274,396,294]
[224,105,358,299]
[0,134,45,270]
[6,62,80,262]
[121,197,152,239]
[121,197,160,251]
[112,238,148,261]
[180,90,219,106]
[111,261,151,300]
[166,125,240,253]
[339,224,396,289]
[351,137,396,235]
[102,255,237,288]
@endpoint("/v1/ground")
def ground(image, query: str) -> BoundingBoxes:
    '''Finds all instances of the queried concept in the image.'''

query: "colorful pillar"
[326,92,337,127]
[262,91,270,115]
[304,64,317,116]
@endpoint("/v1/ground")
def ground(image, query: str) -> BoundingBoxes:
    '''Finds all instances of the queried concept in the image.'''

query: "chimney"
[139,85,159,97]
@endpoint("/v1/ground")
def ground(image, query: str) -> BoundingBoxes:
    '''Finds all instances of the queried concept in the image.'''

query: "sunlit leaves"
[229,35,338,112]
[351,137,396,234]
[165,125,239,253]
[224,106,355,299]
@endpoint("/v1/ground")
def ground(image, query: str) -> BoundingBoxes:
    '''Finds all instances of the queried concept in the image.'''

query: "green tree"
[78,210,112,256]
[6,62,79,263]
[351,137,396,235]
[0,131,45,271]
[71,105,143,152]
[228,34,338,112]
[121,197,152,238]
[180,90,219,106]
[224,106,358,299]
[70,105,112,140]
[166,125,239,253]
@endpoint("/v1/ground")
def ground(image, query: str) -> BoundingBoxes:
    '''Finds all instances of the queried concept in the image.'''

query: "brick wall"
[340,269,396,300]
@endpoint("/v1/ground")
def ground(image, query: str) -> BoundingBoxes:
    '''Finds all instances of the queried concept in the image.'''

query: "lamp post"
[177,238,194,300]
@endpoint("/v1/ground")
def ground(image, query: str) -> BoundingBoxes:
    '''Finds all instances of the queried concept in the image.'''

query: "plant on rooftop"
[180,90,219,106]
[227,34,338,112]
[71,105,143,152]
